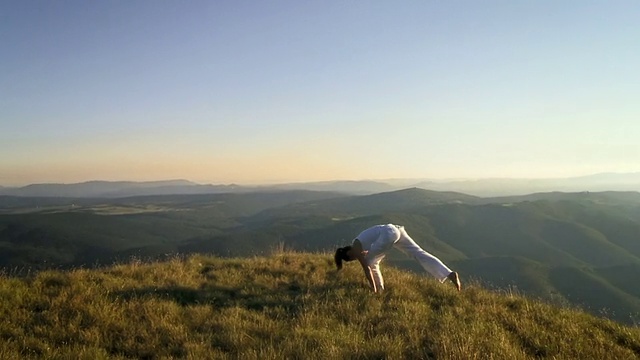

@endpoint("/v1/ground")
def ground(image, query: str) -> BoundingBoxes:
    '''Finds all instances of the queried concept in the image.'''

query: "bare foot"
[448,271,461,291]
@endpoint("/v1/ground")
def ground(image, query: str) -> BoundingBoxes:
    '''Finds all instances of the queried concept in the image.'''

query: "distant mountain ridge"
[1,172,640,198]
[0,180,246,198]
[414,172,640,196]
[0,179,395,198]
[270,180,395,194]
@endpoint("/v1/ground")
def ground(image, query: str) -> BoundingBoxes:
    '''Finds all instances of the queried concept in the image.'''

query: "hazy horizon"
[2,2,639,186]
[2,171,640,189]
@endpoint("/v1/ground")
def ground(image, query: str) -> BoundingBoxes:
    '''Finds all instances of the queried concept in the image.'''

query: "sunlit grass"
[0,251,638,359]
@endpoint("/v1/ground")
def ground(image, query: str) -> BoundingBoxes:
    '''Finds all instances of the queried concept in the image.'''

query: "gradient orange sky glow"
[2,1,639,186]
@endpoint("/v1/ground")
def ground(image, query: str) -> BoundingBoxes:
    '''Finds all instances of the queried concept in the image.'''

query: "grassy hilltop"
[1,252,639,360]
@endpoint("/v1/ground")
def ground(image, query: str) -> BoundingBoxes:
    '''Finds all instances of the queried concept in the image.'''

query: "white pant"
[366,225,452,290]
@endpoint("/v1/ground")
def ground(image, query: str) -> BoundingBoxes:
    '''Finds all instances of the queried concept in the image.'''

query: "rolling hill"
[0,252,638,359]
[3,172,640,198]
[1,187,640,324]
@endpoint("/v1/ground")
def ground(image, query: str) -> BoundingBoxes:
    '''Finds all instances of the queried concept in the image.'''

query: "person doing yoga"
[334,224,461,293]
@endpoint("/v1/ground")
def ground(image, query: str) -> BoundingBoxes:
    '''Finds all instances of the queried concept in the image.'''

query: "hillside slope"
[3,189,640,326]
[0,253,638,359]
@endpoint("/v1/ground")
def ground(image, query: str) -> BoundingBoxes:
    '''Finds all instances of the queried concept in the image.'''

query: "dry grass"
[0,251,638,359]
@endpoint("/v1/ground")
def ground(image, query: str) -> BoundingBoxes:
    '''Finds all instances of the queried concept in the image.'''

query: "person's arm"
[357,256,376,292]
[351,240,377,292]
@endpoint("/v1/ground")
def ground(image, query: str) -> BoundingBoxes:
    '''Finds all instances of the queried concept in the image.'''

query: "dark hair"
[334,246,353,270]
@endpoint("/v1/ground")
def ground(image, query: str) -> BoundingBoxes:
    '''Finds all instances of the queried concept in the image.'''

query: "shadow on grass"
[109,282,320,314]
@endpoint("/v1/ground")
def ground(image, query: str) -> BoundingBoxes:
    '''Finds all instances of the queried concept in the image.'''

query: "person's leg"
[393,226,454,282]
[369,253,386,291]
[366,225,401,291]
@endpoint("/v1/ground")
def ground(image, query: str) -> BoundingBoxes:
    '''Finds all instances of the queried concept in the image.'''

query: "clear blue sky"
[1,1,639,186]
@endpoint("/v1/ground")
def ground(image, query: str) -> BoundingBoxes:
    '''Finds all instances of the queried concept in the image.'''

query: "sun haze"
[1,2,639,186]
